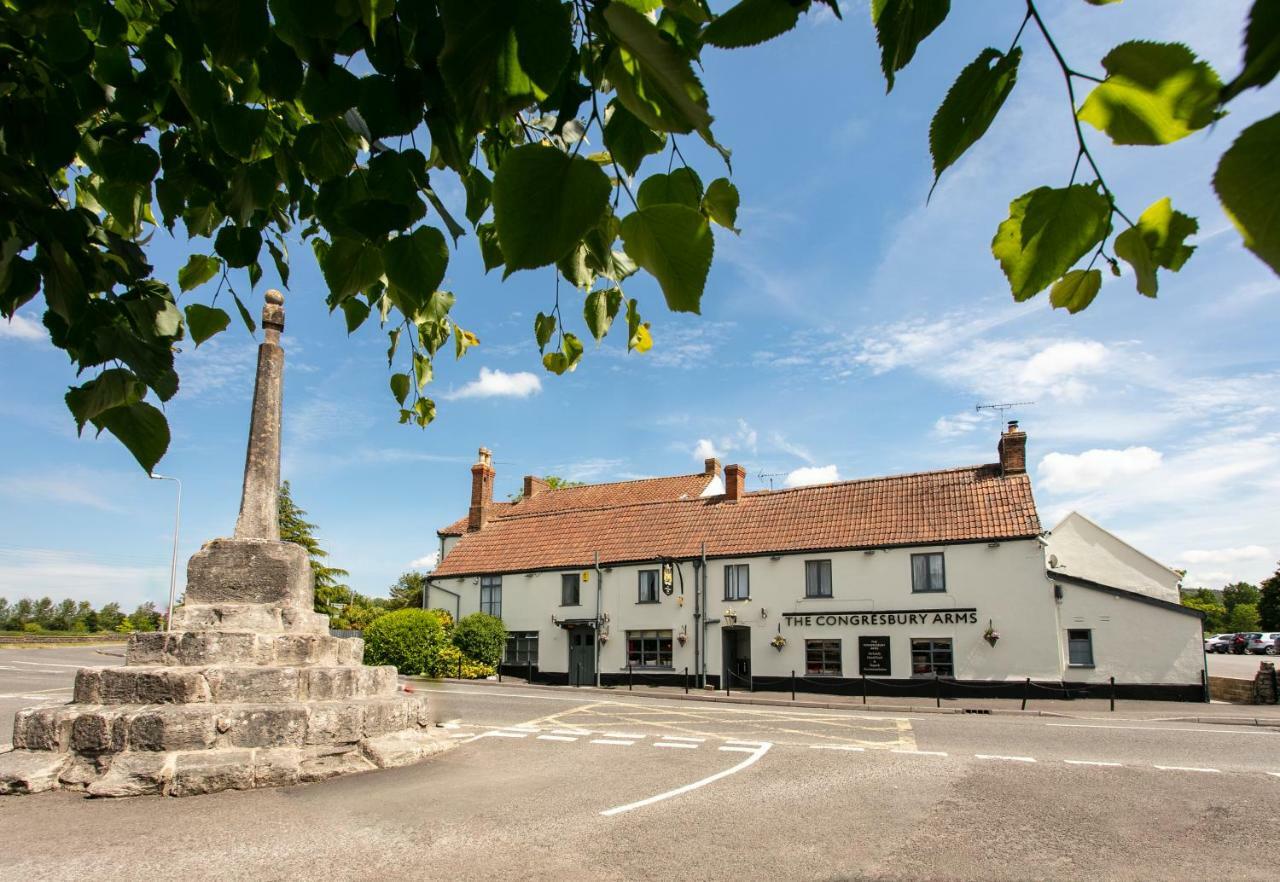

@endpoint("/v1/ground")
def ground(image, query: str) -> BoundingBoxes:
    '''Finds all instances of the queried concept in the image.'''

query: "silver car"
[1204,634,1236,653]
[1247,632,1280,655]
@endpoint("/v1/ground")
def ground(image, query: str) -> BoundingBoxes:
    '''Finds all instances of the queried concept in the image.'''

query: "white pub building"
[427,423,1206,701]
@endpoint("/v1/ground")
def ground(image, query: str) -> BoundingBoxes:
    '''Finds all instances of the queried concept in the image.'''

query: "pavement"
[3,646,1280,880]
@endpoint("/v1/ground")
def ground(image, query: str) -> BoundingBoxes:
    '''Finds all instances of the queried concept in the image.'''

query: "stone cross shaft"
[234,289,286,540]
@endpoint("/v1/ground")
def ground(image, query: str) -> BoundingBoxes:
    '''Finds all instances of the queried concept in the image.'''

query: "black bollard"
[1022,677,1030,711]
[862,673,867,705]
[575,662,581,687]
[934,672,941,708]
[628,663,633,691]
[684,666,689,694]
[526,659,532,685]
[457,655,463,680]
[791,670,796,702]
[1109,675,1115,712]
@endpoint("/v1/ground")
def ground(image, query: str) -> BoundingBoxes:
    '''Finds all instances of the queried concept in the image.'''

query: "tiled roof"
[436,473,717,536]
[432,465,1041,577]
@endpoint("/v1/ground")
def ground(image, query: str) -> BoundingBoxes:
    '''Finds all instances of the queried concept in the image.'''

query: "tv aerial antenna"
[757,471,785,491]
[975,401,1035,420]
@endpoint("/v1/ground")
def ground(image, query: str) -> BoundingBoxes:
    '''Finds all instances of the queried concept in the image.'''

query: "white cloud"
[1021,341,1109,398]
[444,367,542,400]
[1178,546,1272,565]
[0,474,122,512]
[769,432,816,465]
[689,418,758,463]
[1037,447,1163,493]
[0,313,45,342]
[933,411,986,438]
[784,465,840,487]
[408,551,439,571]
[693,439,719,459]
[0,548,168,608]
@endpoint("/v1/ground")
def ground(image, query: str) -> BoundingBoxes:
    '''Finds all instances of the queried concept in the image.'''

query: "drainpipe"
[700,541,708,687]
[594,551,603,688]
[692,556,701,691]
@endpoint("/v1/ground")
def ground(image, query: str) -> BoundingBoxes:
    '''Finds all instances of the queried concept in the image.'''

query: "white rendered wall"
[1046,512,1181,603]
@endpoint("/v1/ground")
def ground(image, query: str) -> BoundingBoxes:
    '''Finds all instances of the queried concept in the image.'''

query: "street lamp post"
[149,474,182,633]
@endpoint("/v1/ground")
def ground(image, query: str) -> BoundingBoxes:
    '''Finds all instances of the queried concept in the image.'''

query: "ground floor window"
[1067,629,1094,666]
[911,637,953,677]
[626,629,673,668]
[505,631,538,665]
[480,575,502,618]
[805,639,842,676]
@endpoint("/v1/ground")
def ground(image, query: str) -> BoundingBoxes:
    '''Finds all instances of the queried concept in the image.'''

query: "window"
[480,575,502,618]
[805,560,832,598]
[504,631,538,665]
[627,629,673,668]
[638,569,660,603]
[561,573,580,606]
[1067,629,1094,666]
[724,564,749,600]
[911,638,953,676]
[805,639,842,676]
[911,553,946,593]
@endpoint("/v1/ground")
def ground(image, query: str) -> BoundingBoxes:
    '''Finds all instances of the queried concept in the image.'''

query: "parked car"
[1231,633,1254,654]
[1247,632,1280,655]
[1204,634,1236,653]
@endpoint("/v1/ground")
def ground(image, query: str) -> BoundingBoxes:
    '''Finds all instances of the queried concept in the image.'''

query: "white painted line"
[1064,760,1123,767]
[552,728,592,736]
[590,738,636,746]
[1048,723,1274,736]
[976,754,1036,763]
[602,732,646,739]
[654,741,698,749]
[1153,765,1220,773]
[724,740,765,747]
[891,749,947,757]
[1268,772,1280,778]
[484,731,529,739]
[658,736,705,743]
[537,735,578,742]
[449,733,473,739]
[809,745,866,752]
[602,742,773,817]
[439,720,462,729]
[719,746,757,753]
[5,660,89,669]
[508,726,540,732]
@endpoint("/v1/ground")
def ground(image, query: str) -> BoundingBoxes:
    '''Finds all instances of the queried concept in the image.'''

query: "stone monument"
[0,290,449,797]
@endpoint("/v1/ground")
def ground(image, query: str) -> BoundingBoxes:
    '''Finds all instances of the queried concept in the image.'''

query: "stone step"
[73,664,398,705]
[126,631,363,667]
[11,694,430,755]
[169,603,331,635]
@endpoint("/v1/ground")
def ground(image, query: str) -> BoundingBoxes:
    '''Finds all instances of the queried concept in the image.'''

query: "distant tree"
[1181,592,1227,633]
[131,602,160,632]
[507,475,585,502]
[32,597,54,627]
[0,598,9,630]
[115,615,135,634]
[279,481,350,619]
[1259,564,1280,631]
[49,598,77,631]
[96,603,124,633]
[388,572,428,611]
[75,601,95,632]
[1226,603,1261,632]
[1222,582,1261,613]
[12,598,34,628]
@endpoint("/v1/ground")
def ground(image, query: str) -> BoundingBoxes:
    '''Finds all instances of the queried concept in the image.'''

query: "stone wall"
[1209,662,1279,704]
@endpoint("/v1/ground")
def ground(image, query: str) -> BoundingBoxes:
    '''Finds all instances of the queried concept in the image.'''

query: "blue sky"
[1,1,1277,609]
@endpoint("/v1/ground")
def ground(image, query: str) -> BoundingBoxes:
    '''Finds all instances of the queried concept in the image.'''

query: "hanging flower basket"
[983,621,1000,646]
[770,634,787,651]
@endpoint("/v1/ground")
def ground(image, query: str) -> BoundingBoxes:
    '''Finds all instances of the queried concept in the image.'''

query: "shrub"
[437,644,496,679]
[362,608,449,676]
[452,613,506,667]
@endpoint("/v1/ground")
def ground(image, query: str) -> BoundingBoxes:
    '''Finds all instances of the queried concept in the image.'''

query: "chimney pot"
[468,447,496,531]
[998,422,1027,476]
[724,464,745,501]
[704,457,721,477]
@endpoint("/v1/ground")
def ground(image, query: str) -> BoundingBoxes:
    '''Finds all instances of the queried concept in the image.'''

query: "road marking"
[719,746,758,753]
[1153,765,1220,773]
[602,732,646,739]
[1269,772,1280,778]
[654,741,698,749]
[3,660,90,669]
[537,735,577,742]
[484,731,529,739]
[591,738,636,746]
[658,736,705,743]
[1065,760,1123,767]
[976,754,1036,763]
[809,744,866,752]
[891,749,947,757]
[439,720,462,729]
[508,726,540,732]
[552,728,592,736]
[602,742,772,817]
[725,740,765,747]
[449,733,473,739]
[1047,723,1276,736]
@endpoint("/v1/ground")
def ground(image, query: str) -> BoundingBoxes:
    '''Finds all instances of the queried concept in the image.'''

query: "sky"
[1,1,1277,610]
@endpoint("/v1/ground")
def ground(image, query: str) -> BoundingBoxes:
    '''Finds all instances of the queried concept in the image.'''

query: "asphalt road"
[0,644,124,744]
[1207,651,1278,678]
[3,651,1279,881]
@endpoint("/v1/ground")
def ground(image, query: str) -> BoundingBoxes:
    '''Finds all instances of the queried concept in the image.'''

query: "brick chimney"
[724,463,745,501]
[998,420,1027,476]
[704,457,721,477]
[467,447,495,531]
[522,475,548,499]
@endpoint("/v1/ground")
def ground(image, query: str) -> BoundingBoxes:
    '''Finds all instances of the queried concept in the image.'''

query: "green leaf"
[212,105,269,159]
[266,239,290,288]
[477,223,505,272]
[534,312,557,352]
[1077,41,1224,145]
[991,185,1112,302]
[177,255,222,292]
[214,226,263,268]
[1221,0,1280,102]
[929,48,1021,192]
[91,402,170,474]
[384,227,449,313]
[295,123,357,182]
[184,304,231,346]
[357,74,425,140]
[1112,197,1198,298]
[626,298,652,353]
[1049,269,1103,314]
[413,397,436,427]
[454,325,480,359]
[492,144,612,274]
[387,328,402,366]
[322,238,385,304]
[64,369,146,434]
[871,0,950,93]
[463,168,492,226]
[1214,112,1280,275]
[542,332,584,375]
[620,205,713,313]
[636,168,704,209]
[232,292,257,334]
[390,372,411,405]
[300,64,361,119]
[339,297,372,333]
[702,0,802,49]
[602,3,714,138]
[188,0,269,66]
[1113,226,1156,298]
[413,352,433,392]
[584,288,624,342]
[603,100,667,178]
[360,0,396,39]
[702,178,740,233]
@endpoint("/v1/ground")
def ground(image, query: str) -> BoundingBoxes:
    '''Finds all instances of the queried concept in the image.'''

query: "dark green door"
[568,628,595,686]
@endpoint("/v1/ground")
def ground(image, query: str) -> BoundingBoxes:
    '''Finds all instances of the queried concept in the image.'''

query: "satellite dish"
[1048,554,1059,569]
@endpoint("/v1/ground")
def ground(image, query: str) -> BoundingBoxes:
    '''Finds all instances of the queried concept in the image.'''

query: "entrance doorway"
[567,626,595,686]
[722,626,751,690]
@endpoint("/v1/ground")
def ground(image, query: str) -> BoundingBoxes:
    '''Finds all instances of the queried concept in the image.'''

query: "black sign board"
[859,636,891,676]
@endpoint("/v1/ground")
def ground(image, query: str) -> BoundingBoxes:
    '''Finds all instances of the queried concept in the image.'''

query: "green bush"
[362,608,450,676]
[452,613,507,667]
[438,644,496,679]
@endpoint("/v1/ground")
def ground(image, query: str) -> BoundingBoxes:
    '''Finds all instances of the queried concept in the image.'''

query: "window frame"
[910,552,946,594]
[637,569,660,604]
[804,638,842,676]
[479,575,502,618]
[1067,628,1095,667]
[626,629,674,668]
[910,637,954,677]
[723,563,750,601]
[560,573,581,607]
[504,631,539,666]
[805,559,833,598]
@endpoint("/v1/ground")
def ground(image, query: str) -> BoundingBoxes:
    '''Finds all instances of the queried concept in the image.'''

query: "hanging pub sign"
[859,636,891,676]
[783,607,978,627]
